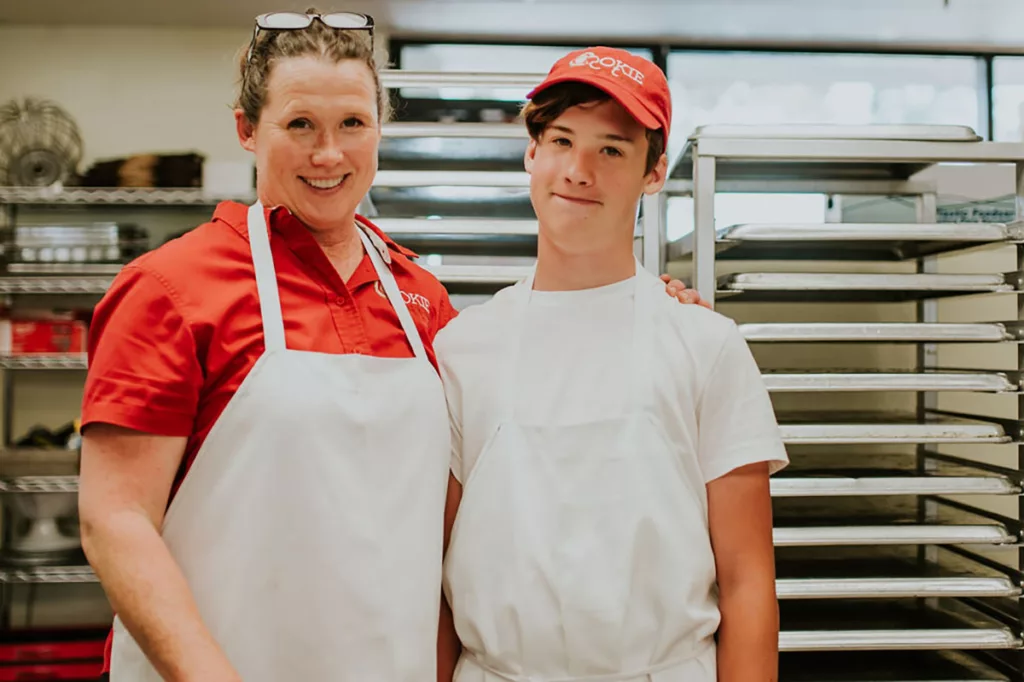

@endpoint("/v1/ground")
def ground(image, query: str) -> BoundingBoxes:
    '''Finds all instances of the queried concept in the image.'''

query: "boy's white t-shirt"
[436,275,789,486]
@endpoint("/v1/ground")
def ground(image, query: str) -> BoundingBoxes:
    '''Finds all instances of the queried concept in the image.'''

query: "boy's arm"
[707,461,778,682]
[693,322,787,681]
[438,472,463,682]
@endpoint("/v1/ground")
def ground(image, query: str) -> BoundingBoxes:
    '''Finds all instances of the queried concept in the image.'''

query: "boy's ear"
[524,138,538,174]
[642,152,668,196]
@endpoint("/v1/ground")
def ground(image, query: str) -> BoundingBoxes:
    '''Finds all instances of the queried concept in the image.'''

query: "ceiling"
[1,0,1022,50]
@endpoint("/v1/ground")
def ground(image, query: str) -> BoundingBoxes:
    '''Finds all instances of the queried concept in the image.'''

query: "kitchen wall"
[0,24,392,170]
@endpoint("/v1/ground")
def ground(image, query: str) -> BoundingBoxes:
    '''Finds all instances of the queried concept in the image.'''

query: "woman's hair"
[522,82,665,176]
[235,9,389,124]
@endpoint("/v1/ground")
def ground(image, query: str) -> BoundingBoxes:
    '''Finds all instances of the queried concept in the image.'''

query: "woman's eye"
[342,117,365,128]
[287,118,312,130]
[552,137,571,147]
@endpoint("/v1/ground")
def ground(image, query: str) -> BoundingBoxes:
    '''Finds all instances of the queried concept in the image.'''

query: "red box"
[0,320,88,355]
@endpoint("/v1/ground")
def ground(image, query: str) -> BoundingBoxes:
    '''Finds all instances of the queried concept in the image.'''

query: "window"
[664,51,982,240]
[993,57,1024,141]
[666,51,983,159]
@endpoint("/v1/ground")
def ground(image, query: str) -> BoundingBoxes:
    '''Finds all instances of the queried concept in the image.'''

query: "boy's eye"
[603,147,623,157]
[288,118,312,130]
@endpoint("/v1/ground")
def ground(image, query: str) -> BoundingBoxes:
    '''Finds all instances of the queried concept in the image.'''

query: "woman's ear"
[235,109,257,153]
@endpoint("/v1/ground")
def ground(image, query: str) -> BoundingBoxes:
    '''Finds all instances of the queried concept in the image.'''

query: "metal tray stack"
[664,125,1024,680]
[368,71,544,306]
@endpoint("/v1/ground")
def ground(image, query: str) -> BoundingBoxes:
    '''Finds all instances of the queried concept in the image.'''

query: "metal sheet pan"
[779,599,1022,651]
[422,264,531,294]
[687,124,984,143]
[0,354,87,371]
[668,222,1020,262]
[776,556,1020,600]
[390,233,538,257]
[717,272,1014,303]
[374,218,538,257]
[424,264,532,284]
[779,650,1008,681]
[0,565,97,584]
[783,452,1019,478]
[379,136,527,172]
[0,476,78,493]
[763,371,1017,393]
[374,218,538,236]
[780,629,1020,652]
[372,170,530,188]
[771,474,1018,497]
[740,322,1015,343]
[777,413,1009,445]
[366,185,534,219]
[773,524,1015,547]
[380,70,544,90]
[0,276,113,295]
[782,626,1015,647]
[381,123,527,139]
[721,222,1016,242]
[778,576,1018,599]
[4,262,125,275]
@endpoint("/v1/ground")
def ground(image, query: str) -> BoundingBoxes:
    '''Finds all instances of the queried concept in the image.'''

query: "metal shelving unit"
[0,566,97,584]
[0,355,87,371]
[666,124,1024,679]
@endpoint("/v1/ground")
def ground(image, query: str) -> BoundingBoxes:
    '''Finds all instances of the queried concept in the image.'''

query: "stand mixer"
[2,488,82,566]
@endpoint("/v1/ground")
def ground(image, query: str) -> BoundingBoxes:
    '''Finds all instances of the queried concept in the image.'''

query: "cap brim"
[527,75,661,130]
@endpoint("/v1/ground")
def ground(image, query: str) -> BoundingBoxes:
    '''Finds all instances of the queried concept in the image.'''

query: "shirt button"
[335,297,346,306]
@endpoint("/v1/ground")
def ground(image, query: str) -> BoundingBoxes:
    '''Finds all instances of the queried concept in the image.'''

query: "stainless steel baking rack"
[663,124,1024,680]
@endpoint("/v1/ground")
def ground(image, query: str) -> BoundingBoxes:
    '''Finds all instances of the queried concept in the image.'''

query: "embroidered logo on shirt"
[374,281,431,316]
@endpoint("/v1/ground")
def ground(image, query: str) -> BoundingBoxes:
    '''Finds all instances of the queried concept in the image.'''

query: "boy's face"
[525,98,667,257]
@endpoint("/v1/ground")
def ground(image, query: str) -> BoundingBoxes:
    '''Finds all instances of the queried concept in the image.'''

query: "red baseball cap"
[527,46,672,140]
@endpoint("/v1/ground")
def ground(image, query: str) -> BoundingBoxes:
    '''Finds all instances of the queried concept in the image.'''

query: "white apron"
[110,203,451,681]
[444,264,719,682]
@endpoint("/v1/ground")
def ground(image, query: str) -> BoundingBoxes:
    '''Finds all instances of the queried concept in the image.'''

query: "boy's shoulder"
[643,272,741,348]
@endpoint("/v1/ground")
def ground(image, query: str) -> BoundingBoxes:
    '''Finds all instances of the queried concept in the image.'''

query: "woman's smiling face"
[236,54,381,235]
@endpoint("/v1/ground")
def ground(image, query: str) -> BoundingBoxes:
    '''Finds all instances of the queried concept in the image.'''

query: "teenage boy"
[435,47,788,682]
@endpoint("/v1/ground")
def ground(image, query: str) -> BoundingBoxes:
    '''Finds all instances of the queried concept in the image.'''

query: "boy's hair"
[522,82,665,176]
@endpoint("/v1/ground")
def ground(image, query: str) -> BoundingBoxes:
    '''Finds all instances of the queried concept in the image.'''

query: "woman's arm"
[80,424,241,682]
[707,461,779,682]
[437,472,464,682]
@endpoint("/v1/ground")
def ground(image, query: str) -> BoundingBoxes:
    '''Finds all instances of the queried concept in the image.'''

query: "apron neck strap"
[247,202,287,353]
[357,225,428,361]
[247,203,427,360]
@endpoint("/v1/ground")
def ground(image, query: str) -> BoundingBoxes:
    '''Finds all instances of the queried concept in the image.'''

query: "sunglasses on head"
[246,11,375,63]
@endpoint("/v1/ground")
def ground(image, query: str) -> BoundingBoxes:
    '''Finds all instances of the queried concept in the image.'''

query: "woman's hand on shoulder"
[660,274,711,309]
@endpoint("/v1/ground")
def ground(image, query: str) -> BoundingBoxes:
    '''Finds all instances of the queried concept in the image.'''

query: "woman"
[78,12,702,682]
